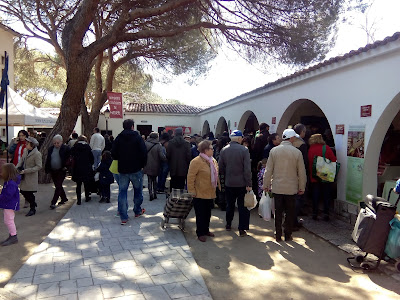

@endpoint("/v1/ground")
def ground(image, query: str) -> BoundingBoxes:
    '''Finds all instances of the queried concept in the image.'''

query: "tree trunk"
[39,57,92,183]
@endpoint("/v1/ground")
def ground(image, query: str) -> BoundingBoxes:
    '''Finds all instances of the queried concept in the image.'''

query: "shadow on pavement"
[185,206,400,300]
[0,178,77,288]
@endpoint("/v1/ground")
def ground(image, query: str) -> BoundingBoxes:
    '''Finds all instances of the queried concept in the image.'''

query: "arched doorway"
[215,116,228,137]
[277,99,336,212]
[238,110,259,135]
[277,99,335,148]
[364,92,400,200]
[202,120,210,136]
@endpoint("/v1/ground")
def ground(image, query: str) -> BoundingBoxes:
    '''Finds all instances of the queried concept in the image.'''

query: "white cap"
[282,129,299,140]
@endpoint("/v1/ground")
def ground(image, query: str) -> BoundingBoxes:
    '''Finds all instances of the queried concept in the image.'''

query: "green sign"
[346,156,364,203]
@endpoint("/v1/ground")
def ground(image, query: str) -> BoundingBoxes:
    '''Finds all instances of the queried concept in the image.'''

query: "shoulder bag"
[312,145,340,183]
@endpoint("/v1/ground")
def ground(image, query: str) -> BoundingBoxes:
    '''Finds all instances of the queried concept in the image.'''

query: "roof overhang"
[0,23,22,37]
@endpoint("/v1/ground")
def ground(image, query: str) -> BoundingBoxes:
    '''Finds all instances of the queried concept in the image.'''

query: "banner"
[107,92,123,118]
[346,125,365,203]
[0,53,9,109]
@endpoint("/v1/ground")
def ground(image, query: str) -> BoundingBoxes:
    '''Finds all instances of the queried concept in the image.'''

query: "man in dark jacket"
[252,123,270,199]
[111,119,147,224]
[263,133,281,159]
[253,123,270,163]
[45,134,70,209]
[167,127,191,190]
[292,123,309,229]
[219,130,252,237]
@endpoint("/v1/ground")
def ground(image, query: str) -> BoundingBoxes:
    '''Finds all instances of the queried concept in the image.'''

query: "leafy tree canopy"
[0,0,368,184]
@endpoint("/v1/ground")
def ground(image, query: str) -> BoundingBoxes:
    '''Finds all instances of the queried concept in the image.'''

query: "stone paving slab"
[5,183,212,300]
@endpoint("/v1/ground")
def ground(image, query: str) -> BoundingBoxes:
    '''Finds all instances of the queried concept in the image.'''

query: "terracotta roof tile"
[125,103,203,114]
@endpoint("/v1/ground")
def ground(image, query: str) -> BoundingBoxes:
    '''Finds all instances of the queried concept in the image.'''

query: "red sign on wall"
[336,124,345,135]
[361,105,372,117]
[272,117,276,124]
[107,92,123,118]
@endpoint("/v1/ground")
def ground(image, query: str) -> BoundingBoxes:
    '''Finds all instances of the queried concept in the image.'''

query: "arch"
[202,120,210,136]
[237,110,259,134]
[215,116,228,137]
[277,99,335,143]
[364,92,400,197]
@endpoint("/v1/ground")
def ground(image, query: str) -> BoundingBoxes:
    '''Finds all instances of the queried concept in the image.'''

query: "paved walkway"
[4,183,212,300]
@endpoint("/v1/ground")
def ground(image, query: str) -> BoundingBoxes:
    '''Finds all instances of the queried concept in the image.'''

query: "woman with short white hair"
[16,137,42,216]
[45,134,70,209]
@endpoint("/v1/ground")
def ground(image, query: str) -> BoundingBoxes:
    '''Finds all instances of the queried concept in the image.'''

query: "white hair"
[53,134,63,142]
[230,136,242,143]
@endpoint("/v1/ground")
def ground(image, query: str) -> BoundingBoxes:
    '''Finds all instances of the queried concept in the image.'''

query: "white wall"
[0,28,16,89]
[97,113,200,136]
[87,37,400,207]
[198,39,400,204]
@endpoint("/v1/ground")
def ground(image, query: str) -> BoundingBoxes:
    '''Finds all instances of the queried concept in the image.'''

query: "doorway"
[137,125,152,139]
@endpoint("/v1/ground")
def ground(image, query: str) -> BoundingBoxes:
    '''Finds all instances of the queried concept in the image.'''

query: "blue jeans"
[118,171,143,220]
[92,150,102,169]
[113,174,120,185]
[157,162,169,191]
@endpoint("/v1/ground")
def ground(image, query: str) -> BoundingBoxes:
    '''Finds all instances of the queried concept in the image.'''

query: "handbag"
[66,155,75,169]
[312,145,340,183]
[384,216,400,259]
[244,190,256,208]
[17,159,25,180]
[109,160,118,174]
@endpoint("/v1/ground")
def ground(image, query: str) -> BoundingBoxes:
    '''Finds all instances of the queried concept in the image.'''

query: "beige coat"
[187,156,220,199]
[16,147,42,191]
[263,141,307,195]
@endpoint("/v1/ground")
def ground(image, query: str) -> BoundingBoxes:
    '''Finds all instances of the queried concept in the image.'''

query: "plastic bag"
[109,160,118,174]
[384,216,400,259]
[244,190,257,210]
[258,192,273,221]
[94,172,100,182]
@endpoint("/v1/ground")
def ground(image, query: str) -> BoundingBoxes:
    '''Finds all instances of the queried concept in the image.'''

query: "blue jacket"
[0,176,21,210]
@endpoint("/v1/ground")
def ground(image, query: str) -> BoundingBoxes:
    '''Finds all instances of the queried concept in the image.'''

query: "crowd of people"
[1,119,337,246]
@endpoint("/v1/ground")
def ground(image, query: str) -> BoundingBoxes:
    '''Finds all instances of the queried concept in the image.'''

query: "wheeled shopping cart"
[347,190,400,270]
[161,189,193,231]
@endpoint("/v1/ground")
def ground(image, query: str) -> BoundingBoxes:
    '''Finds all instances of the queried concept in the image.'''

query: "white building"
[97,103,202,137]
[96,32,400,222]
[0,23,20,89]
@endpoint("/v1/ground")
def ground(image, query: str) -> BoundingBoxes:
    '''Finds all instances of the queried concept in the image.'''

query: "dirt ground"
[0,177,76,288]
[183,207,400,300]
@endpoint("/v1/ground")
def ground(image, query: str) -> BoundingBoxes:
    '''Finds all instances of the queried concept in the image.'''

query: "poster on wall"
[346,125,365,203]
[347,125,365,158]
[269,124,276,134]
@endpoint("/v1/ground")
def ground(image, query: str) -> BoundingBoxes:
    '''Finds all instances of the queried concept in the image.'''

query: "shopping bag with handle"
[258,192,273,221]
